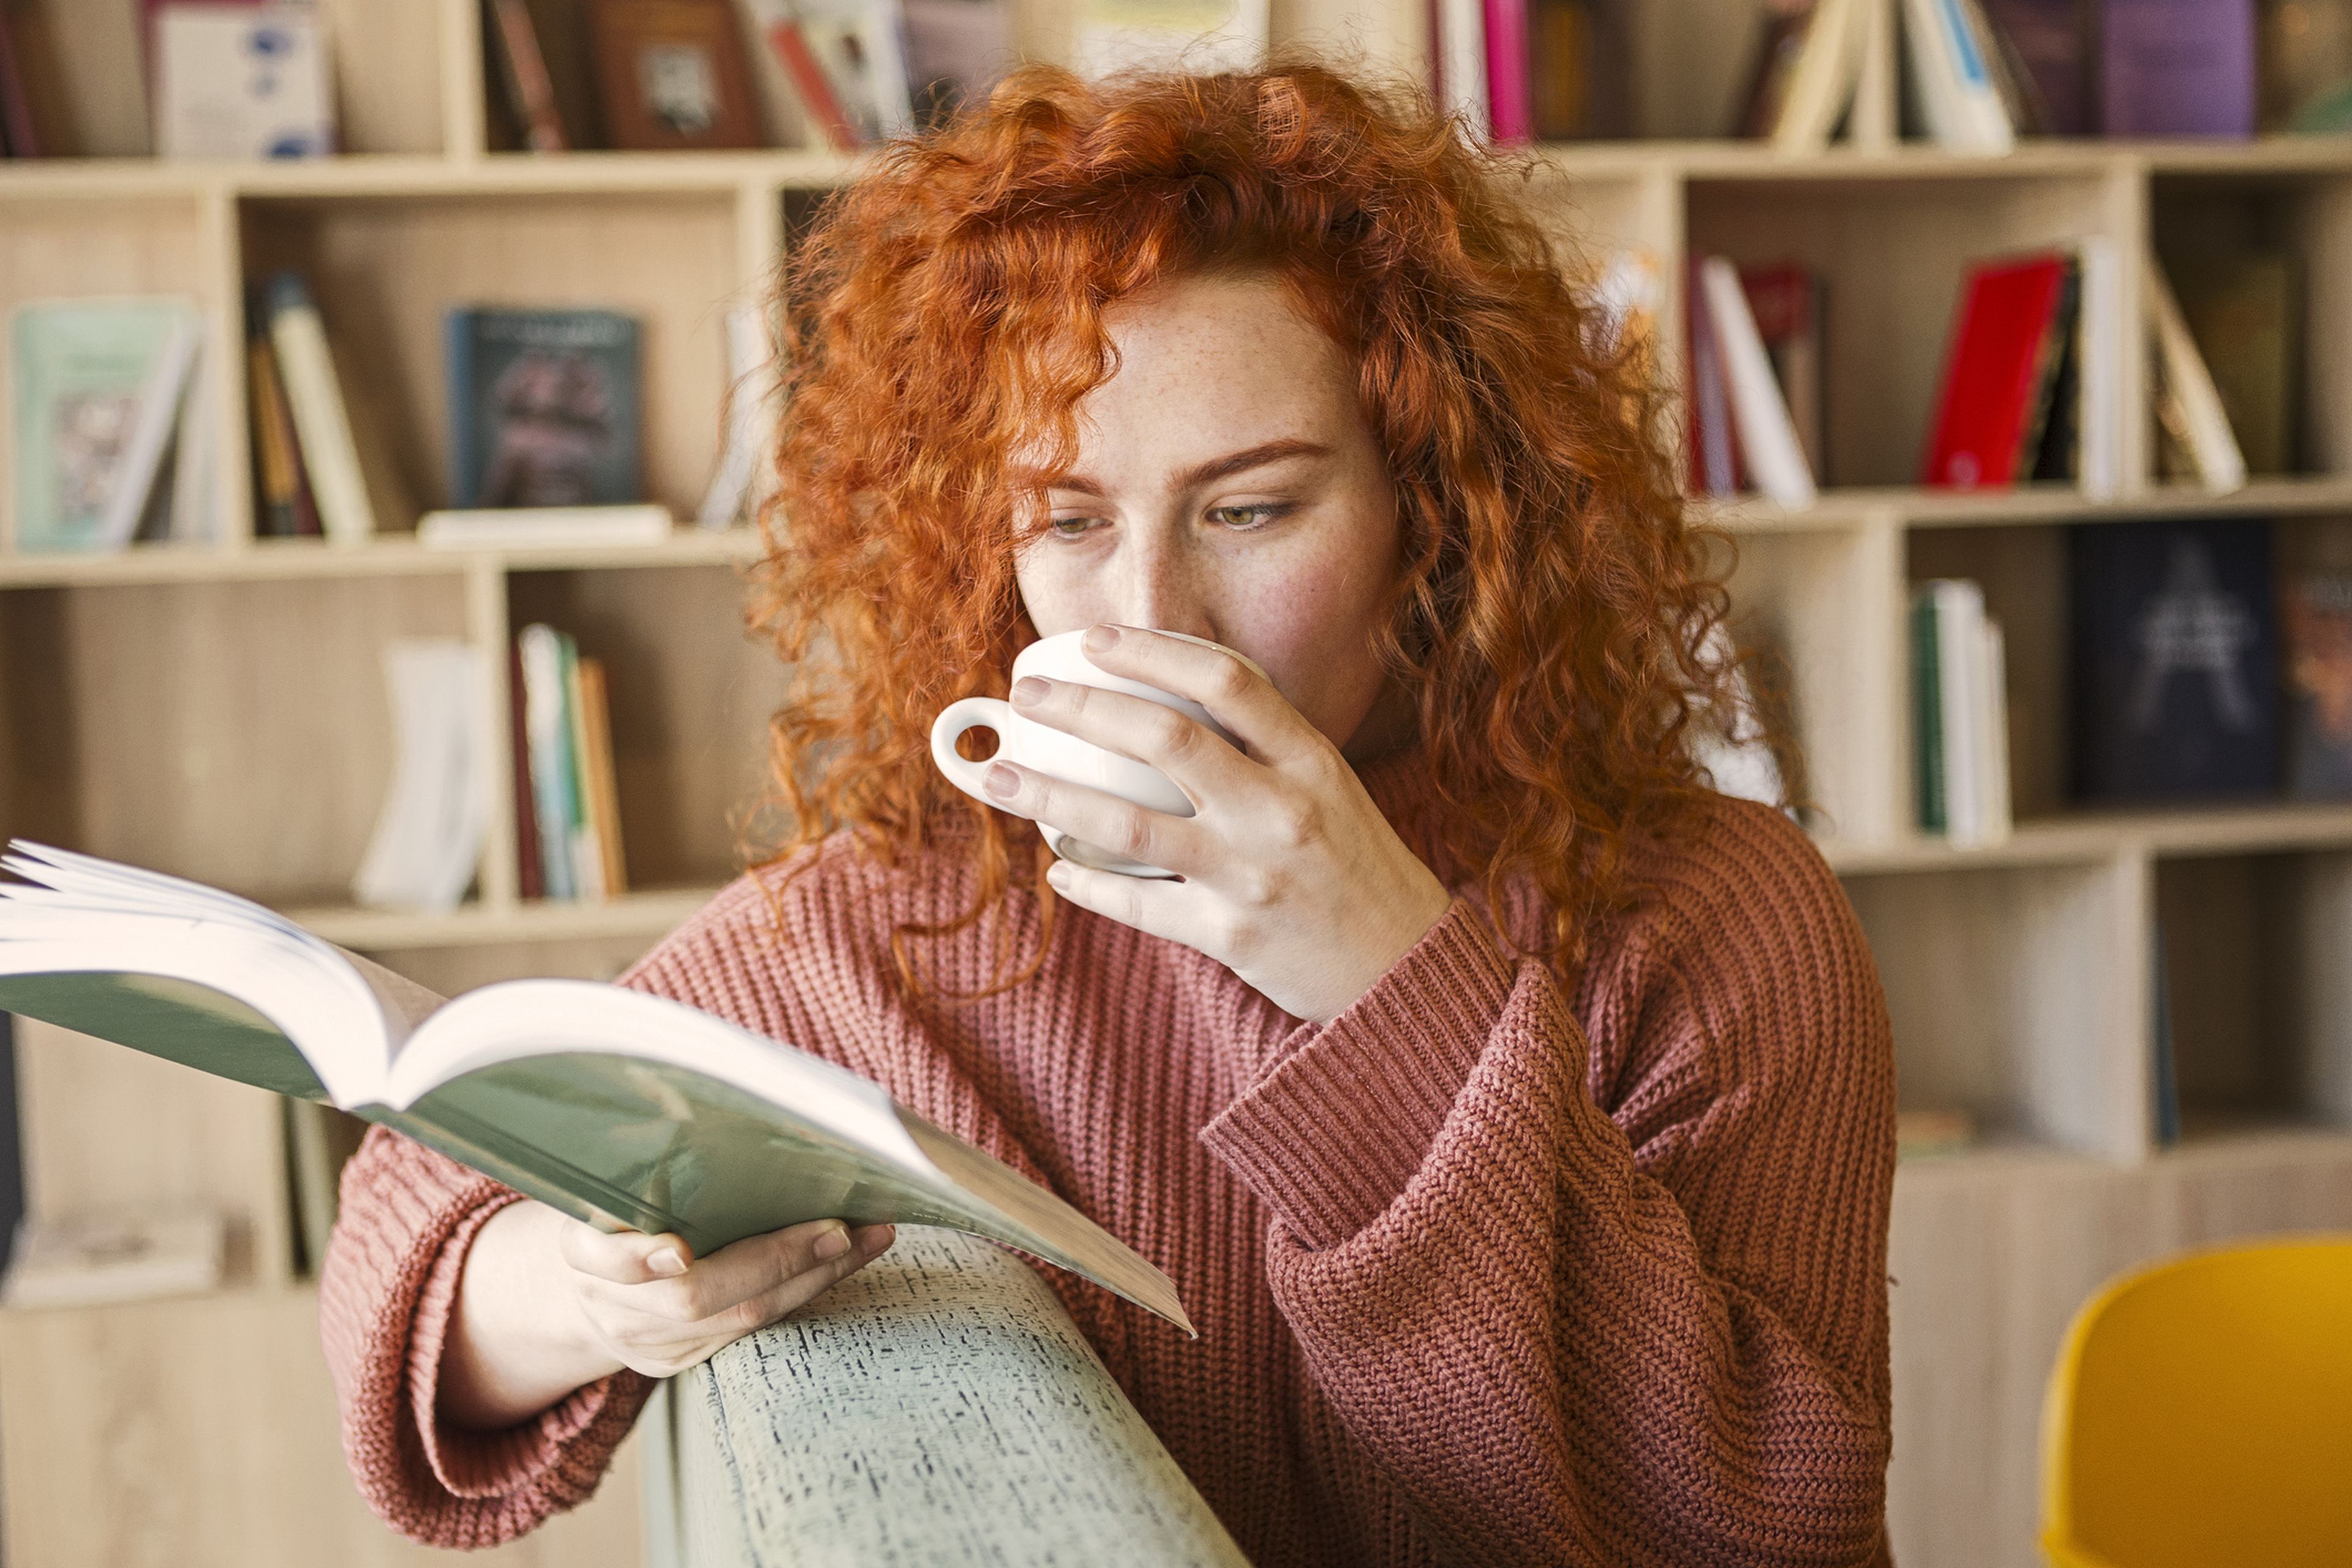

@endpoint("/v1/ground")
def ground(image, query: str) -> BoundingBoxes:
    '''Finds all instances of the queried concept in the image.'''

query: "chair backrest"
[2039,1234,2352,1568]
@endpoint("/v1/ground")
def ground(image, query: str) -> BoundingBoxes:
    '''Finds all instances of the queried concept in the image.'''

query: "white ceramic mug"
[929,630,1265,878]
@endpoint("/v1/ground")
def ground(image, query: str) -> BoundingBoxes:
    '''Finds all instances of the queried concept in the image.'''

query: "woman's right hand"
[437,1198,895,1431]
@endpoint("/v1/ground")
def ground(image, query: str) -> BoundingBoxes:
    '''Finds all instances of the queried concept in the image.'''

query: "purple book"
[1981,0,2089,135]
[2101,0,2256,138]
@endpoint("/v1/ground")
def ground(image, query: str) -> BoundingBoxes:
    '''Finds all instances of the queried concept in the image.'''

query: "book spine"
[0,2,37,157]
[1910,588,1947,833]
[556,631,602,901]
[1700,256,1818,508]
[168,330,221,543]
[508,641,545,900]
[1482,0,1533,141]
[95,314,202,551]
[576,657,629,897]
[758,15,861,152]
[487,0,570,153]
[2101,0,2256,138]
[1933,579,1985,842]
[265,274,376,544]
[1438,0,1491,136]
[518,625,578,900]
[1974,612,2012,842]
[246,328,302,538]
[445,310,480,507]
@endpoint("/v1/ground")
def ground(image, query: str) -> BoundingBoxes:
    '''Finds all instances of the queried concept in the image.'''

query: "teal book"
[8,298,202,553]
[0,842,1191,1334]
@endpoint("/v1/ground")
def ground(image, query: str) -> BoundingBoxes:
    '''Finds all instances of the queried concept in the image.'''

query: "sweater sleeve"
[317,1123,655,1548]
[1196,808,1897,1567]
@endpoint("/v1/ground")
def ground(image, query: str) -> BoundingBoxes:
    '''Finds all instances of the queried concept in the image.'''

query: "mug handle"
[930,697,1015,804]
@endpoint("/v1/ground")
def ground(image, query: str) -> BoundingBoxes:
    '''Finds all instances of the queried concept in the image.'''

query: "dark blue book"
[2070,518,2278,802]
[444,308,642,508]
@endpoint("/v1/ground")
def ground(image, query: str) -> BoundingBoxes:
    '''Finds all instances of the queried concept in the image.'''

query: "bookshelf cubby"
[2,1,2350,1564]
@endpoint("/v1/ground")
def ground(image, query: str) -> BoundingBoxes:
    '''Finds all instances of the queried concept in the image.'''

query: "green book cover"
[1911,589,1946,834]
[8,298,202,552]
[0,842,1192,1335]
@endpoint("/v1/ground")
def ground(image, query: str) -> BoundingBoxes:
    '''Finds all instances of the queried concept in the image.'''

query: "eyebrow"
[1038,438,1332,499]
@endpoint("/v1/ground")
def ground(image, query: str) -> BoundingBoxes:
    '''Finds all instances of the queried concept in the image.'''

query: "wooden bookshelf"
[1,0,2349,1564]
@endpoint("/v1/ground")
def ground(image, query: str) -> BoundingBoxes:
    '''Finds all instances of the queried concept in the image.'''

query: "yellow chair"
[2039,1234,2352,1567]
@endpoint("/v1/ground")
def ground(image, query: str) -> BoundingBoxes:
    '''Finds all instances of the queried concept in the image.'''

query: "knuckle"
[1210,657,1254,702]
[1270,796,1319,850]
[1152,707,1194,757]
[1115,809,1155,861]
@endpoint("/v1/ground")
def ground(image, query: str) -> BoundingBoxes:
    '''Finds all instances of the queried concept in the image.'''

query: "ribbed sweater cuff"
[1199,899,1515,1250]
[406,1194,645,1501]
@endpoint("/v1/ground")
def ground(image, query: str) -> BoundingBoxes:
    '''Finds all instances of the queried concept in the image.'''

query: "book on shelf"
[1697,257,1819,510]
[420,504,676,549]
[700,301,776,528]
[1900,0,2016,151]
[447,307,644,510]
[1684,258,1743,498]
[516,624,630,902]
[1528,0,1630,140]
[486,0,571,151]
[0,0,37,158]
[151,2,337,159]
[1738,0,1872,152]
[587,0,766,151]
[2281,571,2352,799]
[245,309,320,538]
[2261,0,2352,133]
[0,842,1193,1334]
[2168,251,2297,477]
[1,1206,226,1310]
[793,0,919,142]
[352,640,490,916]
[507,642,546,902]
[2103,0,2258,137]
[1432,0,1491,138]
[1979,0,2088,134]
[1921,247,2121,492]
[2149,915,2179,1147]
[1482,0,1534,141]
[739,0,859,149]
[2070,517,2278,803]
[261,273,377,545]
[2144,255,2248,494]
[7,296,211,554]
[1910,578,2012,846]
[899,0,1014,130]
[1738,262,1828,481]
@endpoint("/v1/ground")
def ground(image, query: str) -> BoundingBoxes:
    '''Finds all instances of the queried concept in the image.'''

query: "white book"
[2144,254,2248,494]
[0,843,1189,1333]
[3,1207,225,1310]
[792,0,918,141]
[2075,238,2124,500]
[418,505,675,550]
[168,333,223,543]
[698,303,775,530]
[351,640,489,915]
[153,6,337,160]
[265,276,375,545]
[1699,257,1819,510]
[92,314,202,551]
[1771,0,1870,154]
[1928,578,1988,844]
[1434,0,1488,140]
[1974,614,2012,844]
[1899,0,2013,153]
[518,624,579,902]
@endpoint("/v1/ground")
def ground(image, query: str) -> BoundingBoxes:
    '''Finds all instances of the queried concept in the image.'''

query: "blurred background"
[0,0,2348,1562]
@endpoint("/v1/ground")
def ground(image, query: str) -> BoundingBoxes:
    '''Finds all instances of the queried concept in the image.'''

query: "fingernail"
[856,1224,895,1257]
[648,1247,687,1277]
[984,762,1019,799]
[1011,676,1050,707]
[1082,625,1120,654]
[813,1224,850,1261]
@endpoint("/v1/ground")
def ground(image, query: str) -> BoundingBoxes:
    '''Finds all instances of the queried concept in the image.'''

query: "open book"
[0,843,1190,1335]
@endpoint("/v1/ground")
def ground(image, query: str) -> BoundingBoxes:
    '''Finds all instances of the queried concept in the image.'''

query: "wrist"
[439,1200,624,1431]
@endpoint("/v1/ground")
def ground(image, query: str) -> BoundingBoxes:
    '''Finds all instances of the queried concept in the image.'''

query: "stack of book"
[246,273,385,542]
[512,624,630,903]
[1910,578,2013,847]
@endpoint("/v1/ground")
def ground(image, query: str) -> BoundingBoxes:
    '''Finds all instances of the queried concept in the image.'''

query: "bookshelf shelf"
[1,1,2348,1564]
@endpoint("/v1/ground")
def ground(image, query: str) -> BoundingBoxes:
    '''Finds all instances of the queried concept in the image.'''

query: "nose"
[1110,532,1218,643]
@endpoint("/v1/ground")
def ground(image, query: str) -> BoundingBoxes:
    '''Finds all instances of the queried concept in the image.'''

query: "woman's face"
[1013,269,1403,757]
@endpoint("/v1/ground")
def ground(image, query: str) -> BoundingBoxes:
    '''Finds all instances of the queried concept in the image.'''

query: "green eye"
[1208,503,1289,529]
[1049,516,1100,538]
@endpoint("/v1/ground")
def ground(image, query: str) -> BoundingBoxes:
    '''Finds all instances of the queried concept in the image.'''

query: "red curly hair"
[745,56,1749,993]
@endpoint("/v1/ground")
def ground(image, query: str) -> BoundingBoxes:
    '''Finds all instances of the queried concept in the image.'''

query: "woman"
[321,60,1896,1566]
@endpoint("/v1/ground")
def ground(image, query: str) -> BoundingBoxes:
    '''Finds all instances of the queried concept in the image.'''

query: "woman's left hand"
[981,624,1453,1023]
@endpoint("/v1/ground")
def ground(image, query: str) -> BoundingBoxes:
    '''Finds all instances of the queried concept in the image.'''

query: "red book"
[486,0,568,152]
[756,12,859,151]
[1482,0,1532,141]
[1921,253,2071,489]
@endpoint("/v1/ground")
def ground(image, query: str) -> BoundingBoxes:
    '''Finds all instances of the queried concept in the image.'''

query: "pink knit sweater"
[320,754,1897,1565]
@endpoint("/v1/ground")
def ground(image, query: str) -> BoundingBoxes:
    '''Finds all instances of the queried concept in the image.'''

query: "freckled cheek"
[1219,554,1389,728]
